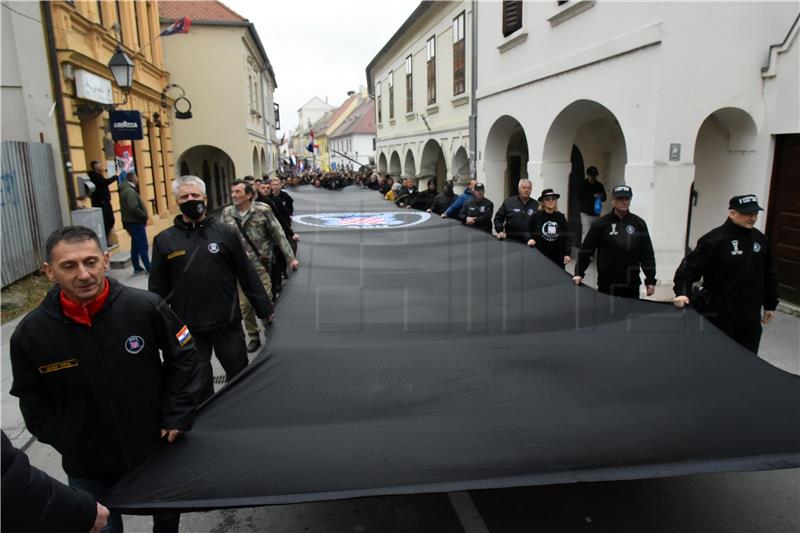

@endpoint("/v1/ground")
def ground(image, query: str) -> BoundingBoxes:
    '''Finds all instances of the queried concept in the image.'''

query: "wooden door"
[766,134,800,304]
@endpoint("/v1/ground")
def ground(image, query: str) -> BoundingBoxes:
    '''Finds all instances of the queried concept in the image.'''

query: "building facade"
[289,96,335,170]
[476,1,799,301]
[367,1,472,190]
[159,1,278,208]
[330,99,376,170]
[29,0,177,247]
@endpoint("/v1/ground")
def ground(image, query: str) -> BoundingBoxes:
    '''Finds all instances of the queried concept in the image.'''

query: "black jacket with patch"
[494,196,539,242]
[9,279,201,479]
[149,215,273,331]
[673,218,778,323]
[458,197,495,234]
[575,211,656,290]
[529,210,571,265]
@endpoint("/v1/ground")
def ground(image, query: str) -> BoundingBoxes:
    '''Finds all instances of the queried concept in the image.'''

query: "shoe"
[246,339,261,353]
[132,270,148,277]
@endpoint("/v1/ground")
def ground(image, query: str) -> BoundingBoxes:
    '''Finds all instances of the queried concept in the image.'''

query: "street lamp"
[108,46,134,92]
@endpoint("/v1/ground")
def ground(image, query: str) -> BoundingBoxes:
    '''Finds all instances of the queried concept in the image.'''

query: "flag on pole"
[160,17,192,36]
[306,129,318,153]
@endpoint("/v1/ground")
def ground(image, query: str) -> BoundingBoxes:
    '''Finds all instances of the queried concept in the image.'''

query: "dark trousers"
[598,285,640,299]
[100,201,115,237]
[708,317,763,354]
[193,322,248,401]
[123,223,151,272]
[69,475,179,533]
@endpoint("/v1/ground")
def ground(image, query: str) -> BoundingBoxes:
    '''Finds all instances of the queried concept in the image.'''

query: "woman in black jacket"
[527,189,572,268]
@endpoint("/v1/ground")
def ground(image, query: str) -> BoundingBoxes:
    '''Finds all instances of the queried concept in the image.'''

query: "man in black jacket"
[2,431,109,533]
[578,166,607,244]
[673,195,778,353]
[428,180,456,215]
[494,178,538,243]
[87,161,117,239]
[10,225,201,533]
[573,185,656,299]
[150,175,273,401]
[395,178,419,208]
[458,182,494,234]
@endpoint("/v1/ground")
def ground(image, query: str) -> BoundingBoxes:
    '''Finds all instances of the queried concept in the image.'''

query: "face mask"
[180,199,206,220]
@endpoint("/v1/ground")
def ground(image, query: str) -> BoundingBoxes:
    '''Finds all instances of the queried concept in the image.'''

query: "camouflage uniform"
[220,201,296,342]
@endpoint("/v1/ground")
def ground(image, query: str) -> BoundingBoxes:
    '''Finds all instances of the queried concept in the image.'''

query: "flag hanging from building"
[306,129,318,153]
[160,17,192,37]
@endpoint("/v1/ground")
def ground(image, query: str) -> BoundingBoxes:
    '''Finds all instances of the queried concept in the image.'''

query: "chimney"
[347,90,355,97]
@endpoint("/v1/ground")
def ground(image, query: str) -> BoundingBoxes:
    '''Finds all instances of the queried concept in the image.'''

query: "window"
[247,75,254,111]
[426,36,436,105]
[376,82,382,123]
[115,1,124,42]
[274,103,281,130]
[453,12,466,95]
[405,55,413,113]
[96,1,104,26]
[502,1,523,37]
[388,70,394,120]
[133,1,142,49]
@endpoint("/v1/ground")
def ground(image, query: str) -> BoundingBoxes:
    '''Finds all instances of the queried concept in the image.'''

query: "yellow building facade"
[47,0,176,247]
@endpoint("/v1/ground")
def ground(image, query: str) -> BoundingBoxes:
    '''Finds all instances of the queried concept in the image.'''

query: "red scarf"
[59,278,110,326]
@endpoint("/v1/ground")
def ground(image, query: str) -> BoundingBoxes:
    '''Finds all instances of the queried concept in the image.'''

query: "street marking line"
[448,491,490,533]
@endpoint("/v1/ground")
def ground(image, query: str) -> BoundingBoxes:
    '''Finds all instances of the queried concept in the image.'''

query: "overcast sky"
[224,0,420,136]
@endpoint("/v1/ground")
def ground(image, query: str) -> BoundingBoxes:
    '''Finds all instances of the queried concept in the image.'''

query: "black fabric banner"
[109,186,800,512]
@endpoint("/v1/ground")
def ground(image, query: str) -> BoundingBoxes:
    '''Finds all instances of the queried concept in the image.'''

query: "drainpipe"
[468,0,478,181]
[42,1,77,210]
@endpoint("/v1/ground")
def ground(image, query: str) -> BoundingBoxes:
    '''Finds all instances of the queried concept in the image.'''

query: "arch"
[403,149,416,179]
[452,146,469,179]
[688,107,760,247]
[483,115,529,198]
[252,146,261,178]
[378,152,388,174]
[177,145,236,210]
[419,139,448,191]
[389,151,402,177]
[541,100,628,238]
[260,147,267,178]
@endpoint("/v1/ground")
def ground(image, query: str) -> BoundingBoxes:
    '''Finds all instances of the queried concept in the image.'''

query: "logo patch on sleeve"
[176,325,192,346]
[39,358,79,374]
[125,335,145,354]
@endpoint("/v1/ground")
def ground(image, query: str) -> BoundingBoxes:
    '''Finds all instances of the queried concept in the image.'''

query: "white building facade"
[367,1,473,190]
[476,1,799,301]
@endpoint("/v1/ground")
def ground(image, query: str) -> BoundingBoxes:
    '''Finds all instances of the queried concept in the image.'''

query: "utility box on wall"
[71,208,108,250]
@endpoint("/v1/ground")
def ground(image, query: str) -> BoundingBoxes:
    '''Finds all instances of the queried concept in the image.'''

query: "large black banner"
[109,186,800,512]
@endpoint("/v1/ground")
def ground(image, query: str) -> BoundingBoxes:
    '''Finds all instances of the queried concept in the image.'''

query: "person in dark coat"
[578,166,607,243]
[87,161,117,238]
[411,179,438,211]
[457,182,494,234]
[429,180,456,215]
[150,176,273,402]
[573,185,656,299]
[10,225,201,533]
[118,171,150,275]
[527,188,571,268]
[2,431,109,533]
[494,178,538,244]
[395,178,419,208]
[673,194,778,354]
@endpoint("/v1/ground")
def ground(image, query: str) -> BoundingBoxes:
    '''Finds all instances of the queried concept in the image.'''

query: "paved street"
[2,267,797,533]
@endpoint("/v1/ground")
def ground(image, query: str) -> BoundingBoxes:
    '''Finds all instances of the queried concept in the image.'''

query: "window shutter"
[502,1,523,37]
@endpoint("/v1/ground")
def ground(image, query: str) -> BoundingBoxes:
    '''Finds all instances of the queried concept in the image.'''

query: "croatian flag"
[175,325,192,346]
[306,129,318,153]
[160,17,192,37]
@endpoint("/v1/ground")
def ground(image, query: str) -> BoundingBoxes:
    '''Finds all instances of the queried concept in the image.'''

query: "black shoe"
[246,339,261,353]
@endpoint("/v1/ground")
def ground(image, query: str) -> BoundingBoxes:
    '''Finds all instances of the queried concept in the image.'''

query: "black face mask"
[180,199,206,221]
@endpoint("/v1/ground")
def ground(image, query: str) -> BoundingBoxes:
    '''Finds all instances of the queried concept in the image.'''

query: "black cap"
[586,166,599,177]
[474,182,485,192]
[612,185,632,198]
[729,194,763,213]
[538,188,561,202]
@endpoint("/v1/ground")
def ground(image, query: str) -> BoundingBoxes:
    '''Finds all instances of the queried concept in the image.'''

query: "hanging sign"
[109,110,143,140]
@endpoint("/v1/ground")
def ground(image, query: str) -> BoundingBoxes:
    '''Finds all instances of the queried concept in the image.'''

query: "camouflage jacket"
[220,202,295,272]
